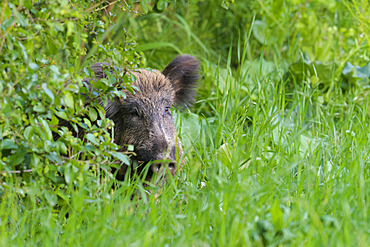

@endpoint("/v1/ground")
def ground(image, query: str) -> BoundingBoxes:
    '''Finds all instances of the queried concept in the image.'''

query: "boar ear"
[90,62,107,79]
[162,55,200,108]
[90,62,117,79]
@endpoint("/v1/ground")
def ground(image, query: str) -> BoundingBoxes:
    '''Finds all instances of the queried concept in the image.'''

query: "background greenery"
[0,0,369,246]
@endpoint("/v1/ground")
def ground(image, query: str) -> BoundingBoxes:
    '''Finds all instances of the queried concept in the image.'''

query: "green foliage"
[0,0,369,246]
[133,0,369,68]
[0,0,145,204]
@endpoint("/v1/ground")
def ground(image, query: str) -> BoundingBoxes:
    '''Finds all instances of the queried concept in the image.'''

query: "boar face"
[90,55,200,182]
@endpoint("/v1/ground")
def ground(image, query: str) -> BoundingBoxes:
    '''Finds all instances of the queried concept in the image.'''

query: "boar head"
[89,55,200,182]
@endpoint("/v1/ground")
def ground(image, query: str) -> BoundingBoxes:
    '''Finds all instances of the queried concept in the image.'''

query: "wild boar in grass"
[74,55,200,183]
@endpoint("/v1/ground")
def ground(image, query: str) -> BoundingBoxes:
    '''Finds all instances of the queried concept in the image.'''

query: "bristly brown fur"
[162,55,200,108]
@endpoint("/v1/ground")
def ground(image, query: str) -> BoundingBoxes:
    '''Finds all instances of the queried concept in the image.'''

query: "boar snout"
[150,160,176,176]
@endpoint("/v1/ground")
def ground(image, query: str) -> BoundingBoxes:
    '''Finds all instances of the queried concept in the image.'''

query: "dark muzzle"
[150,160,177,176]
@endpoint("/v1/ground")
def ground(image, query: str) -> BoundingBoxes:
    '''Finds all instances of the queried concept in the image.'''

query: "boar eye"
[164,107,171,114]
[130,108,139,116]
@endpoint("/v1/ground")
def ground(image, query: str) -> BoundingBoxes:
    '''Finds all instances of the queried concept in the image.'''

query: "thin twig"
[1,169,33,174]
[84,0,107,13]
[95,0,119,12]
[18,30,40,40]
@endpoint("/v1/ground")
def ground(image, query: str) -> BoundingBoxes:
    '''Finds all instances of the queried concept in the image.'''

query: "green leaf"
[18,40,28,60]
[55,190,70,203]
[8,150,26,166]
[29,62,38,71]
[44,190,58,207]
[127,145,134,152]
[357,63,370,78]
[140,0,152,13]
[46,39,58,55]
[1,139,18,149]
[271,199,284,230]
[4,6,11,18]
[63,91,75,109]
[113,89,126,99]
[66,21,75,37]
[31,153,40,168]
[342,62,370,81]
[156,0,169,10]
[81,118,91,128]
[110,151,130,165]
[64,164,72,184]
[40,118,53,140]
[177,112,201,149]
[108,74,116,85]
[88,108,98,122]
[13,8,27,27]
[42,83,54,103]
[24,0,32,9]
[217,143,232,164]
[46,153,63,164]
[33,102,45,113]
[252,20,278,45]
[86,133,98,145]
[58,142,68,154]
[23,126,34,140]
[55,110,68,120]
[50,113,59,126]
[84,67,91,77]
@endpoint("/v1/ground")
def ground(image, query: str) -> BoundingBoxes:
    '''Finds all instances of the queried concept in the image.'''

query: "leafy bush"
[0,0,157,204]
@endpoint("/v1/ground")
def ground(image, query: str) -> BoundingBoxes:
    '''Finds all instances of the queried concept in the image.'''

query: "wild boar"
[85,55,200,182]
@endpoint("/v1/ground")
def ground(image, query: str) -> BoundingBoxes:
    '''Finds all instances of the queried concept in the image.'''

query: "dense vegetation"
[0,0,369,246]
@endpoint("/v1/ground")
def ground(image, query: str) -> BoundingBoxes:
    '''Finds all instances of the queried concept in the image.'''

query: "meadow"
[0,1,369,246]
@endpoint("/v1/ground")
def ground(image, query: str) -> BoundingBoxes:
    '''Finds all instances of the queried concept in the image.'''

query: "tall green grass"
[1,39,368,246]
[1,1,369,246]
